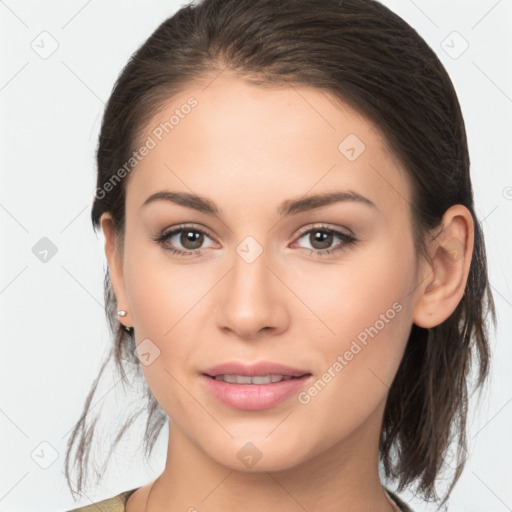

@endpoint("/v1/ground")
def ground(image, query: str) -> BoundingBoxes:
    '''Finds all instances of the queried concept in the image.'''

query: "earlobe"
[412,205,474,329]
[99,213,132,329]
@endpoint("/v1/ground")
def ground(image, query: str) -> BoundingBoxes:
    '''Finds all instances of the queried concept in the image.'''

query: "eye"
[153,224,217,256]
[292,224,357,257]
[153,223,358,258]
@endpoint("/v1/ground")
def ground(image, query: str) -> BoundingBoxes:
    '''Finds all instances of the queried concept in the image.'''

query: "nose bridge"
[230,236,272,306]
[216,234,286,336]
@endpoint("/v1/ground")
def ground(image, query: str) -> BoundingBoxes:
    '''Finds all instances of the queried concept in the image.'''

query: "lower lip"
[202,375,312,410]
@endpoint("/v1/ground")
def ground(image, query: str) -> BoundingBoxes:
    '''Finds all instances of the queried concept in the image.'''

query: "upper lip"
[203,361,311,378]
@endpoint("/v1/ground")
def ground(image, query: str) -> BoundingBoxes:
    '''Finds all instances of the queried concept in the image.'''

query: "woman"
[65,0,496,510]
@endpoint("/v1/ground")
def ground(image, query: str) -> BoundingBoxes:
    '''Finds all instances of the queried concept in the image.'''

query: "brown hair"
[64,0,496,508]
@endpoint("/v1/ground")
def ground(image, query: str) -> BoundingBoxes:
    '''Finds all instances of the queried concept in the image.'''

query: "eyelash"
[153,223,358,258]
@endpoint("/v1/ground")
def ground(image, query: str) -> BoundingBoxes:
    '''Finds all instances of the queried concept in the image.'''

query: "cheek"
[295,286,413,441]
[308,239,415,398]
[121,239,215,409]
[123,236,207,337]
[122,258,195,416]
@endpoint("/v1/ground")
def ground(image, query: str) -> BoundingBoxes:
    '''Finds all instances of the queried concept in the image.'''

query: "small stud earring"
[117,310,133,332]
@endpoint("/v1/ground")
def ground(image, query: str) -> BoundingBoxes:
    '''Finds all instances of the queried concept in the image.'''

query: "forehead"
[126,73,412,221]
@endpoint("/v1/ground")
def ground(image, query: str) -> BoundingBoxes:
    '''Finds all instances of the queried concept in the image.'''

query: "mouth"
[202,360,311,380]
[203,374,309,384]
[201,370,313,410]
[201,361,312,409]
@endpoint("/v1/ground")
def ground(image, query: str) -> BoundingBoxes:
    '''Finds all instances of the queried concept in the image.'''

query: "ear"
[100,212,133,329]
[412,204,474,328]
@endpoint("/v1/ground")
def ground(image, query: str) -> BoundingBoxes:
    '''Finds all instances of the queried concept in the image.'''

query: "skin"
[100,72,474,512]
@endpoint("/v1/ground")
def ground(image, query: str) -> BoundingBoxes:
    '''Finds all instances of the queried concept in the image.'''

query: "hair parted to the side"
[64,0,496,508]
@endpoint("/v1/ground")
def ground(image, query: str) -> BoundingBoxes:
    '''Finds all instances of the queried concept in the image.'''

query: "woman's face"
[104,73,426,471]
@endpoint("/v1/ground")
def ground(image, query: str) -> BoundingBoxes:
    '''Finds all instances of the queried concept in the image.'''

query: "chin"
[202,434,311,473]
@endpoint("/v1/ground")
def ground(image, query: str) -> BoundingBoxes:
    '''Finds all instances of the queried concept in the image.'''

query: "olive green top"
[67,486,414,511]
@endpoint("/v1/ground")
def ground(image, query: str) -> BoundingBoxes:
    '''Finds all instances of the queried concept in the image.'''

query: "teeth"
[213,374,295,384]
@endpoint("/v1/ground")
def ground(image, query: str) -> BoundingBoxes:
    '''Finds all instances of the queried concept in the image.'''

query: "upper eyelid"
[162,223,213,237]
[295,223,353,236]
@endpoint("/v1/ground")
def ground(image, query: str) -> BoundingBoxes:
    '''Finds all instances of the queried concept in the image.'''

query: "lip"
[201,361,313,410]
[201,374,312,410]
[203,361,311,378]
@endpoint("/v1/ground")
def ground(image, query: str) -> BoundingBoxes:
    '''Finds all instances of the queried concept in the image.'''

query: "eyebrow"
[141,190,378,216]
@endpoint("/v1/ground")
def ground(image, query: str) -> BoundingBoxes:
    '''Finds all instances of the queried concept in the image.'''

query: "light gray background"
[1,1,511,511]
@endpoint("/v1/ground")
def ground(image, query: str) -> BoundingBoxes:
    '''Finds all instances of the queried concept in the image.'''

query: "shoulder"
[385,487,415,512]
[66,488,139,512]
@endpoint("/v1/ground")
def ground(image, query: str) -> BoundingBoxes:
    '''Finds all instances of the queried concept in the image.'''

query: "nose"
[216,244,289,340]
